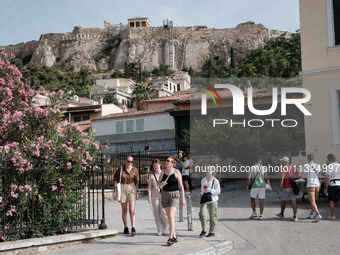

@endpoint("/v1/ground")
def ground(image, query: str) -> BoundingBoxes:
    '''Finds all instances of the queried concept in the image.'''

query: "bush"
[0,48,102,241]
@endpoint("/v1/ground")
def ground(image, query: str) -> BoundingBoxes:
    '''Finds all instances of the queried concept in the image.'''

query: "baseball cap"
[280,156,289,162]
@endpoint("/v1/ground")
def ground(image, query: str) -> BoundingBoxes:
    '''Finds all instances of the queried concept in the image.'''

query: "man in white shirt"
[301,154,322,221]
[324,153,340,220]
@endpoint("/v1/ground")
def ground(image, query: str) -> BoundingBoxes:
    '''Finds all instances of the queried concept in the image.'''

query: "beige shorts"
[120,183,137,203]
[307,187,320,203]
[161,190,180,208]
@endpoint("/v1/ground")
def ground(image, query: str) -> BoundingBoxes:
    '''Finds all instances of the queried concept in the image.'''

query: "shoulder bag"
[200,179,215,204]
[153,172,162,193]
[160,170,173,192]
[248,168,260,190]
[288,167,299,195]
[116,167,123,202]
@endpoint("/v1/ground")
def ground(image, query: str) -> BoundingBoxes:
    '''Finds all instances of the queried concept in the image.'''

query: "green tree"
[132,83,157,111]
[79,67,92,87]
[188,67,195,78]
[151,64,174,77]
[189,113,305,166]
[236,33,301,78]
[103,92,119,104]
[110,69,124,78]
[123,62,138,79]
[202,58,228,78]
[72,26,81,33]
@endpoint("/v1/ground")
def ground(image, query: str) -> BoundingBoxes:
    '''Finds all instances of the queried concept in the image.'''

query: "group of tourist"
[247,153,340,222]
[112,152,340,246]
[113,154,220,246]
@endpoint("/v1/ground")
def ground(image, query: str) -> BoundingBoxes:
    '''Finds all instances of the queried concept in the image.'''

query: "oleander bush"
[0,48,102,241]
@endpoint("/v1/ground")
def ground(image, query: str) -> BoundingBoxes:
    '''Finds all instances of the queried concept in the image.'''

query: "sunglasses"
[127,160,133,163]
[166,160,173,163]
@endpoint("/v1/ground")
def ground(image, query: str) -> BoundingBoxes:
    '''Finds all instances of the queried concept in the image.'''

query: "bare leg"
[121,203,128,227]
[250,197,256,212]
[129,200,136,227]
[259,199,264,215]
[310,200,319,215]
[329,201,335,216]
[183,181,189,192]
[281,200,286,215]
[165,207,177,239]
[291,200,297,216]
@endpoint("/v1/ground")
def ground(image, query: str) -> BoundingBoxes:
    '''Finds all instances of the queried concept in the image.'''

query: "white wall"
[92,113,174,136]
[101,104,123,116]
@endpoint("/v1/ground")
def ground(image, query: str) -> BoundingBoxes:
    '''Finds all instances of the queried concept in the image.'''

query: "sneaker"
[315,214,322,222]
[162,228,169,235]
[258,214,263,220]
[157,231,162,236]
[310,214,315,219]
[199,231,206,237]
[293,216,298,221]
[123,227,129,234]
[131,227,136,236]
[206,233,215,237]
[327,215,336,220]
[275,212,284,218]
[250,212,257,219]
[172,237,178,243]
[302,211,311,219]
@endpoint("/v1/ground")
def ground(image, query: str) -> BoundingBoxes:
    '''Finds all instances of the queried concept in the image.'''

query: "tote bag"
[117,167,123,202]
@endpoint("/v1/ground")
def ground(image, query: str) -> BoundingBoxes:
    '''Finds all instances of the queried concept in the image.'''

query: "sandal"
[167,238,173,245]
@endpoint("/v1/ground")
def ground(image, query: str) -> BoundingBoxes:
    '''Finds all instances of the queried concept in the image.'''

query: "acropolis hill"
[4,18,288,72]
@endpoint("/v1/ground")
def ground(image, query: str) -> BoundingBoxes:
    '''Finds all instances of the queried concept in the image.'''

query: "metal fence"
[104,151,181,188]
[103,137,187,155]
[0,157,106,241]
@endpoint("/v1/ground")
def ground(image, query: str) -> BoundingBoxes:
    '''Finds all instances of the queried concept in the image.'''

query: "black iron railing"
[0,157,106,241]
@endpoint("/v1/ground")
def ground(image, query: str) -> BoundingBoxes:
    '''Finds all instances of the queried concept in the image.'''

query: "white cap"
[280,156,289,162]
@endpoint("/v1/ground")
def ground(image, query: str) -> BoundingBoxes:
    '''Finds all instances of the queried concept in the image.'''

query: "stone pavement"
[1,183,238,255]
[39,190,232,255]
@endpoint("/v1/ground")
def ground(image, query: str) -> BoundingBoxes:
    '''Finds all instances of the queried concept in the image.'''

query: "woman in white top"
[148,159,168,235]
[199,167,221,237]
[301,154,322,221]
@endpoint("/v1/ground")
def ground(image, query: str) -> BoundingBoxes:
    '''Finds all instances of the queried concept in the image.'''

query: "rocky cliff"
[4,22,288,72]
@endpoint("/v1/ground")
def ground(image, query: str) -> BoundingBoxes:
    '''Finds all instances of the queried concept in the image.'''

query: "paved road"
[41,180,340,255]
[193,180,340,255]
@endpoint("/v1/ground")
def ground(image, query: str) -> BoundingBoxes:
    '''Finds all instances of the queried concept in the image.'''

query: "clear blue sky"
[1,0,300,46]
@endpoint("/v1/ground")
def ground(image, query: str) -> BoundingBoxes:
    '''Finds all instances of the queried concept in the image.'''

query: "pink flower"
[66,162,72,170]
[25,185,32,191]
[12,110,22,122]
[51,185,58,191]
[10,191,18,199]
[0,196,2,203]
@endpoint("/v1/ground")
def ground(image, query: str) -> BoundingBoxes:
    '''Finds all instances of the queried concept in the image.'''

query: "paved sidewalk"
[37,188,233,255]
